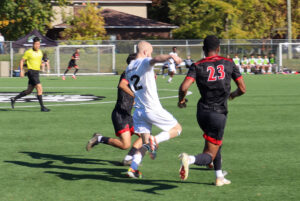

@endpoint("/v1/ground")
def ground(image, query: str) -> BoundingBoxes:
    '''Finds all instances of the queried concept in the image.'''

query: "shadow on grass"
[4,151,212,195]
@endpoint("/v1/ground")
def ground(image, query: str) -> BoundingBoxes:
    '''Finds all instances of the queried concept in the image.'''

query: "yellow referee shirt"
[22,48,43,71]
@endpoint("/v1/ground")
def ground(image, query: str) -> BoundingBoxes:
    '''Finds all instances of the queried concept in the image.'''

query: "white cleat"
[179,153,190,181]
[215,177,231,186]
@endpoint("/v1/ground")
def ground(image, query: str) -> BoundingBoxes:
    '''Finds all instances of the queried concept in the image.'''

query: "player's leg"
[123,135,144,166]
[261,65,266,74]
[267,64,272,73]
[10,84,34,109]
[62,66,71,80]
[72,66,79,79]
[41,63,45,72]
[35,83,50,112]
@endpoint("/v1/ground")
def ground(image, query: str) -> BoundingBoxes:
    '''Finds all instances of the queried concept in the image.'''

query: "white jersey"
[168,52,177,64]
[125,57,163,112]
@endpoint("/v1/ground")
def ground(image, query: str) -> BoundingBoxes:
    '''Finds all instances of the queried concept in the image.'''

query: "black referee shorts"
[27,70,40,86]
[111,108,134,137]
[197,108,227,145]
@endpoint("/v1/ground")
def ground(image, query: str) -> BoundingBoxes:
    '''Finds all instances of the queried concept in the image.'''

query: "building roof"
[53,9,178,29]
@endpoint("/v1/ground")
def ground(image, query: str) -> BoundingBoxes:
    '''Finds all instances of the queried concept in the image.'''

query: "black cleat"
[10,98,15,109]
[41,107,50,112]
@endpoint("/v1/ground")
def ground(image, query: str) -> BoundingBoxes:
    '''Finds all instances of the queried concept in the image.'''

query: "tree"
[61,3,107,40]
[168,0,300,39]
[0,0,67,40]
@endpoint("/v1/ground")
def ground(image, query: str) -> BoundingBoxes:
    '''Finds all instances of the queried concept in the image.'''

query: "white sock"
[132,153,142,165]
[188,155,195,165]
[215,170,223,178]
[97,136,103,142]
[124,155,133,161]
[268,67,272,73]
[168,77,172,82]
[247,69,250,73]
[262,69,265,73]
[155,132,170,144]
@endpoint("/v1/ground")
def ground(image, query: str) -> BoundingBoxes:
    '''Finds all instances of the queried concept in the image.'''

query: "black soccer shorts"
[196,108,227,145]
[27,70,40,86]
[111,108,134,137]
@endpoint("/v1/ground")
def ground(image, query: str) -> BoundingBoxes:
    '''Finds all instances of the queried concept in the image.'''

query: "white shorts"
[133,108,178,134]
[168,63,176,73]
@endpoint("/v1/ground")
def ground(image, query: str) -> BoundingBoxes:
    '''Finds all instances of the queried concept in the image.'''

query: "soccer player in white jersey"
[167,47,178,83]
[125,41,183,178]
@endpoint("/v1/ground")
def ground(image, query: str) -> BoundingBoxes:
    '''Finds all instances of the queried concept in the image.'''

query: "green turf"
[0,74,300,201]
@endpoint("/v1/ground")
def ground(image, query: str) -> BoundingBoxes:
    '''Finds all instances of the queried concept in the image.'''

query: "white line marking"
[0,90,192,109]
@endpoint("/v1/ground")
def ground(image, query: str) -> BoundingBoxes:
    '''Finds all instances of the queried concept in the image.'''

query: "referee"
[10,37,50,112]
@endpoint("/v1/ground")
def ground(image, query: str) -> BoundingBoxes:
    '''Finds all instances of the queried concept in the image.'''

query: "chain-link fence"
[0,39,299,77]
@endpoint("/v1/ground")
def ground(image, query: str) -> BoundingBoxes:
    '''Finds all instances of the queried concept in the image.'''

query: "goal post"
[278,43,300,72]
[46,44,116,77]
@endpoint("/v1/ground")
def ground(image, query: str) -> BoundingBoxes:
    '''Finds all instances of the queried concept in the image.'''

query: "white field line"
[0,88,192,109]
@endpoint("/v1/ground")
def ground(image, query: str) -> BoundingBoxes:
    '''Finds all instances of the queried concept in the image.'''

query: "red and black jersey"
[70,52,79,64]
[186,55,242,114]
[114,71,134,115]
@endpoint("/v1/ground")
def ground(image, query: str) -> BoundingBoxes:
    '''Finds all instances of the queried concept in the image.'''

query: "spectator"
[269,54,276,71]
[256,55,263,73]
[249,55,256,72]
[41,53,50,73]
[241,56,250,74]
[0,33,5,54]
[233,54,242,73]
[184,55,194,69]
[262,55,272,74]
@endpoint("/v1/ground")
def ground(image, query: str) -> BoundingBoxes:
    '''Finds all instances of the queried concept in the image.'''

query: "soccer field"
[0,74,300,201]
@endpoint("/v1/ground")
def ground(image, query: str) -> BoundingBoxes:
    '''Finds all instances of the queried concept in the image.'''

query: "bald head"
[137,41,153,58]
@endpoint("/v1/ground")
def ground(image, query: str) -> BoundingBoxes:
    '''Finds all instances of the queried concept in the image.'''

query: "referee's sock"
[14,90,27,100]
[37,95,46,108]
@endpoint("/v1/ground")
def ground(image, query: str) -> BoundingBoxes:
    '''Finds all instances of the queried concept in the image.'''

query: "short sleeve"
[186,63,196,81]
[22,50,29,60]
[231,62,242,81]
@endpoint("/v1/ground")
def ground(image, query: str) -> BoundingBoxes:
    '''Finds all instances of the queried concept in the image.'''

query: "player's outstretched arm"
[150,54,182,66]
[178,78,193,108]
[119,79,134,97]
[229,77,246,100]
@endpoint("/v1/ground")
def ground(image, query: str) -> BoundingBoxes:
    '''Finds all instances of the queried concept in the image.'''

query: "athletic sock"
[247,69,251,73]
[63,69,69,76]
[37,95,45,108]
[213,147,222,171]
[168,77,172,82]
[130,152,142,170]
[194,153,212,166]
[127,147,138,156]
[155,131,170,144]
[14,90,27,100]
[188,155,196,165]
[97,136,110,144]
[215,170,223,178]
[74,69,79,75]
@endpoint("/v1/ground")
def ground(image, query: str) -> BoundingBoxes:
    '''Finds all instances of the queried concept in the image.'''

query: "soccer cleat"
[122,159,132,166]
[148,135,158,160]
[179,153,190,181]
[215,177,231,186]
[10,98,15,109]
[127,168,143,179]
[62,76,66,80]
[72,75,77,79]
[41,107,50,112]
[86,133,101,151]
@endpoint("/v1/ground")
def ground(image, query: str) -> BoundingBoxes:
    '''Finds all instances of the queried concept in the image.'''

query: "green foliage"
[169,0,300,39]
[61,3,107,40]
[0,0,67,40]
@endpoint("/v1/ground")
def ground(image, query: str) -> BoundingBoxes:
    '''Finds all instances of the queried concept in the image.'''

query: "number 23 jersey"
[186,55,242,113]
[125,57,163,112]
